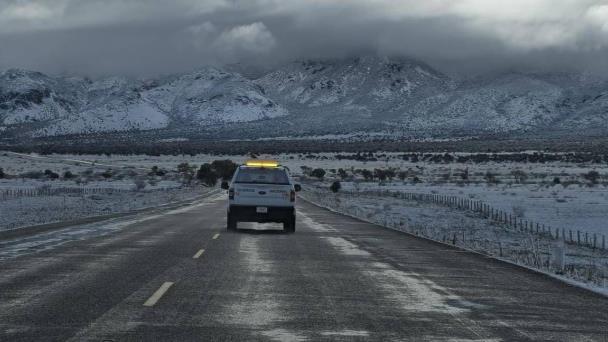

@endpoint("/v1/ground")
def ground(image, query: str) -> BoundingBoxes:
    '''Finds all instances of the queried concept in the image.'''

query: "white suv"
[221,160,301,233]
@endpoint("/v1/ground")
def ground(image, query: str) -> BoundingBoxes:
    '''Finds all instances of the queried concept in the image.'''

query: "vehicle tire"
[227,213,237,231]
[283,215,296,233]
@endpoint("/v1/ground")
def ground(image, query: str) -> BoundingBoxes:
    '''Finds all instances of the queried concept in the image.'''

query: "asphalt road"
[0,193,607,341]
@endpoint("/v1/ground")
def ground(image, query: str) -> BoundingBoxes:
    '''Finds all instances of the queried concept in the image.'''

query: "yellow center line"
[212,233,220,240]
[193,249,205,259]
[143,282,174,307]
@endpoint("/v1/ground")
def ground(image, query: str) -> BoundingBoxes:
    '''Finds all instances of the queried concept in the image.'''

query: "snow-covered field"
[1,150,606,238]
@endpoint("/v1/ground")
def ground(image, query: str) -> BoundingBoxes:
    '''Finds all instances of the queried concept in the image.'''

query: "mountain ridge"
[1,56,607,140]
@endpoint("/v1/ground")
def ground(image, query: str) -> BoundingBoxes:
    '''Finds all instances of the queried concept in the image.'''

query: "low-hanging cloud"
[1,0,608,77]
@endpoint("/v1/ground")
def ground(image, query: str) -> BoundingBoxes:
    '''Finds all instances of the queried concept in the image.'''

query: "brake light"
[290,190,296,202]
[229,188,235,200]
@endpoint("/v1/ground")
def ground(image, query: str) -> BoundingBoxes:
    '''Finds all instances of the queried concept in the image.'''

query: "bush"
[63,171,75,179]
[211,160,239,180]
[133,179,147,191]
[101,169,113,179]
[44,169,59,179]
[553,177,561,185]
[0,167,5,179]
[149,166,166,176]
[197,163,218,186]
[583,170,600,184]
[310,168,326,180]
[329,181,341,193]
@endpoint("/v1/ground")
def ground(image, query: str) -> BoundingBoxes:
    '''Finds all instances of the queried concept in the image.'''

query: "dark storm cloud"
[1,0,608,76]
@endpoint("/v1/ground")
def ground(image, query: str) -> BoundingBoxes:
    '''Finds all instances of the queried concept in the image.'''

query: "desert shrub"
[360,169,373,181]
[310,168,326,180]
[338,168,348,180]
[211,159,238,180]
[197,163,218,186]
[583,170,600,185]
[511,170,528,184]
[101,169,113,179]
[329,181,341,193]
[553,177,561,185]
[0,167,5,179]
[149,166,166,176]
[44,169,59,179]
[133,179,147,191]
[63,171,75,179]
[484,171,499,184]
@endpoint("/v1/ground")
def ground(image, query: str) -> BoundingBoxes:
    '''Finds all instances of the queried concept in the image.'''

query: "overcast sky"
[1,0,608,77]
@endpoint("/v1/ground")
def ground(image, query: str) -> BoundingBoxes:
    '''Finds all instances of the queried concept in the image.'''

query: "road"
[0,193,607,341]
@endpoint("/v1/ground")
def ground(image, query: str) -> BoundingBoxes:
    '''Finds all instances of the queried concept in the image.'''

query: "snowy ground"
[0,186,209,231]
[2,150,606,237]
[300,186,608,292]
[340,182,608,235]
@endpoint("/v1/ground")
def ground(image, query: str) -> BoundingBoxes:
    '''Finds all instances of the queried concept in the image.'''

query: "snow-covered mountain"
[1,56,608,139]
[0,67,286,137]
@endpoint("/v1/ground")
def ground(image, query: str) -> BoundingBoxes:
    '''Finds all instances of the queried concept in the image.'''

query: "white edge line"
[143,282,174,307]
[300,196,608,299]
[193,249,205,259]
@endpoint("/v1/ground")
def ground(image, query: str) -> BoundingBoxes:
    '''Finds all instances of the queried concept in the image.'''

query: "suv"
[221,160,301,233]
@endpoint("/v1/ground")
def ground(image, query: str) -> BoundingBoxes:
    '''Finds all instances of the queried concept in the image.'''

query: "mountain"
[1,56,608,140]
[0,67,286,138]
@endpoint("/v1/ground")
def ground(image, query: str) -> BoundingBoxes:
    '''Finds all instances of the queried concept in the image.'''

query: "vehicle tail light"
[290,190,296,202]
[229,188,235,200]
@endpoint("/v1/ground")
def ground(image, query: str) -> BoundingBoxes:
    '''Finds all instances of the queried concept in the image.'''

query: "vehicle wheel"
[227,214,237,231]
[283,216,296,233]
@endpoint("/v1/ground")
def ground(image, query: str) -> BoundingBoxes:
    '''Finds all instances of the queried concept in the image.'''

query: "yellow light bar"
[245,159,279,168]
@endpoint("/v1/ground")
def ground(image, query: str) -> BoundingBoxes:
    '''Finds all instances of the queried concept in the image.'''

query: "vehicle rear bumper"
[229,205,294,223]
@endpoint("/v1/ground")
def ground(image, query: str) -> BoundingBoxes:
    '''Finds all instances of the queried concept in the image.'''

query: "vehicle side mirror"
[294,184,302,192]
[221,181,230,190]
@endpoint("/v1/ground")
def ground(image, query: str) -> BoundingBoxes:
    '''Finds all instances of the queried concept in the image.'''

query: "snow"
[300,185,608,293]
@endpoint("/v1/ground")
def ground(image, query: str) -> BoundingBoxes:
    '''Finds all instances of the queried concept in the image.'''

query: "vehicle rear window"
[235,168,289,185]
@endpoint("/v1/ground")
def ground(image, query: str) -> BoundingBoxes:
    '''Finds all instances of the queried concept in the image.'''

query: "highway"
[0,193,607,341]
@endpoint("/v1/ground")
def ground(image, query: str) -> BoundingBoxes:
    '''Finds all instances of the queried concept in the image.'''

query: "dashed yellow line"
[143,282,174,307]
[212,233,220,240]
[193,249,205,259]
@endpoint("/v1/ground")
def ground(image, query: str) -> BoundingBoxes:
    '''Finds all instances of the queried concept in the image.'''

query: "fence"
[321,187,607,251]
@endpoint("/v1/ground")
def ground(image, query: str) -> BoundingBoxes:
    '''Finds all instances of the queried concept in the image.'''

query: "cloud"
[1,0,608,76]
[212,22,276,60]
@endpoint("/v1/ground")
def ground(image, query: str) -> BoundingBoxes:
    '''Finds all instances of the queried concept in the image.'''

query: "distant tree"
[511,170,528,184]
[0,168,5,179]
[197,163,218,186]
[374,169,387,182]
[310,168,326,180]
[553,177,561,185]
[583,170,600,185]
[460,168,469,181]
[484,171,499,184]
[329,181,341,193]
[361,169,373,181]
[337,168,348,180]
[211,159,239,180]
[397,171,407,181]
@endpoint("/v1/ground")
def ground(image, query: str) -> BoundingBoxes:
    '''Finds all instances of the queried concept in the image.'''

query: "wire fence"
[334,188,606,251]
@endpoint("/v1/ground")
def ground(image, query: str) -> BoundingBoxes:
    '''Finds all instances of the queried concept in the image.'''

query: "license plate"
[256,207,268,213]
